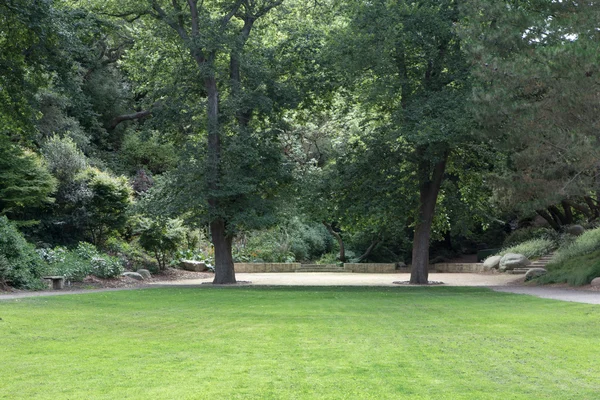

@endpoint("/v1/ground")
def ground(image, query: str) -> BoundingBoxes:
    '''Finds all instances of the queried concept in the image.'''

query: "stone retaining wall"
[234,263,300,273]
[431,263,486,273]
[233,262,485,273]
[344,263,397,273]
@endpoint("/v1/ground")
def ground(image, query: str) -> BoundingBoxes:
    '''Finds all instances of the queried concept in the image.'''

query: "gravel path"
[2,273,600,304]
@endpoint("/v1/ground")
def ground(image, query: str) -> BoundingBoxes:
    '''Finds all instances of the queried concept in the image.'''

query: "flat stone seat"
[43,276,65,290]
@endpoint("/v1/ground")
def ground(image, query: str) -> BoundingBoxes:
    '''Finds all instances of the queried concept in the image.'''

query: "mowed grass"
[1,287,599,399]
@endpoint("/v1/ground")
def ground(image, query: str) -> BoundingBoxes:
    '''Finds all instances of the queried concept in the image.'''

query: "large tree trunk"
[211,218,236,284]
[410,153,448,284]
[548,205,567,226]
[205,75,236,284]
[536,209,561,231]
[584,196,599,219]
[323,222,346,262]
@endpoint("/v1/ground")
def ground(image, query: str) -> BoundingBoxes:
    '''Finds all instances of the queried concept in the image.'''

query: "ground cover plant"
[496,238,556,260]
[538,227,600,285]
[1,287,599,399]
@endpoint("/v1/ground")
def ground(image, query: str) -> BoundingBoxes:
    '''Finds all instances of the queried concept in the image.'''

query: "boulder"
[136,269,151,279]
[566,225,585,236]
[122,272,144,281]
[525,268,547,281]
[591,277,600,287]
[180,260,208,272]
[499,253,530,271]
[483,255,502,270]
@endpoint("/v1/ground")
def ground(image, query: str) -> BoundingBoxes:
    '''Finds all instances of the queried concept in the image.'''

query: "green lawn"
[0,286,599,399]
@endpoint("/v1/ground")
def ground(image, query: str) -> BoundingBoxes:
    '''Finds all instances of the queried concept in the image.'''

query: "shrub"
[172,249,213,265]
[503,227,560,247]
[549,227,600,266]
[0,216,47,289]
[498,238,555,259]
[0,136,56,216]
[90,256,124,279]
[74,242,124,278]
[135,217,186,270]
[40,247,91,282]
[40,242,124,280]
[539,250,600,286]
[41,135,87,183]
[105,237,157,271]
[73,168,133,245]
[315,252,342,266]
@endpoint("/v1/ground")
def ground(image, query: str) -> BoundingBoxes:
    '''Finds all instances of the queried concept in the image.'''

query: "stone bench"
[43,276,65,290]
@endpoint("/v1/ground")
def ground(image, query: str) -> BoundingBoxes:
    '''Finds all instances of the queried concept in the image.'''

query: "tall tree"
[96,0,291,283]
[330,0,474,283]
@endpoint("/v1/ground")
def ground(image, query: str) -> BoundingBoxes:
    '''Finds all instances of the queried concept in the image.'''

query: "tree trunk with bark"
[536,209,561,231]
[211,218,235,284]
[323,222,346,262]
[410,153,448,284]
[205,74,236,284]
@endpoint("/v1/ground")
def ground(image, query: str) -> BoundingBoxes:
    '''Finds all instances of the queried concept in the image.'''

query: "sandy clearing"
[150,272,523,287]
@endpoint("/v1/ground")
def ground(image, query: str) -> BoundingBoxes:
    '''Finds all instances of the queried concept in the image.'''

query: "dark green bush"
[105,237,158,271]
[135,217,186,270]
[0,217,47,289]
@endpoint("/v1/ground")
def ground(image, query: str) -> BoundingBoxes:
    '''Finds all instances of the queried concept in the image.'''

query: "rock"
[566,225,585,236]
[483,255,502,270]
[499,253,530,271]
[136,269,151,279]
[122,272,144,281]
[525,268,547,281]
[591,277,600,287]
[180,260,208,272]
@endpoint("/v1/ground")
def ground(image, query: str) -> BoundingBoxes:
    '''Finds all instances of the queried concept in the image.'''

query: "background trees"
[465,0,600,230]
[319,0,478,283]
[1,0,598,289]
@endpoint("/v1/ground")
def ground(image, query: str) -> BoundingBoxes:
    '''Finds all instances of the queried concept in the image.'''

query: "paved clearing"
[2,272,600,304]
[157,272,522,287]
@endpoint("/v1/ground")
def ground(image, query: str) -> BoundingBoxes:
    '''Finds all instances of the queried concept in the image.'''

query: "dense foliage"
[0,217,47,289]
[1,0,599,288]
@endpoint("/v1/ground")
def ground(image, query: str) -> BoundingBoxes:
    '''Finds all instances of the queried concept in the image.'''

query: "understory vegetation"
[497,238,556,260]
[1,287,599,399]
[540,227,600,285]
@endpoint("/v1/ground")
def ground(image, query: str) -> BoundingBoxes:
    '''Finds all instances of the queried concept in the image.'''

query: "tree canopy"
[0,0,597,286]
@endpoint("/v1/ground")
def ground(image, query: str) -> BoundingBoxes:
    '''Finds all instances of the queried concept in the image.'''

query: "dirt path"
[2,272,600,304]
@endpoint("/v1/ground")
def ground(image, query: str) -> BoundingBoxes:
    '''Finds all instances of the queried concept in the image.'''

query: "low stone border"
[233,262,486,273]
[432,263,486,273]
[344,263,397,273]
[235,263,300,273]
